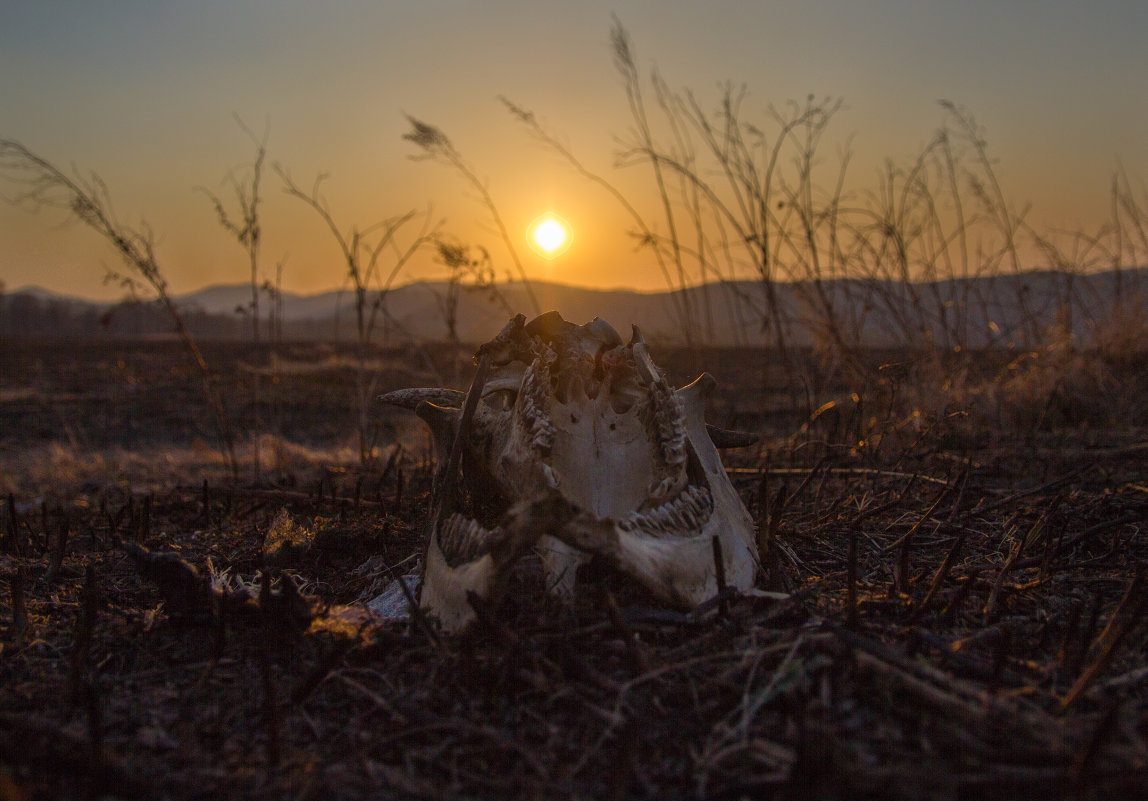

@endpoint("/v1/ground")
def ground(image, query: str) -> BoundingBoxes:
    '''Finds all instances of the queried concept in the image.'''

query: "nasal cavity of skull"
[587,347,610,397]
[610,386,641,415]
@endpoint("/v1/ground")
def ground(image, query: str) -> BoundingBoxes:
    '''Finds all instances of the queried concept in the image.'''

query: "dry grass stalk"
[44,512,69,585]
[66,565,98,700]
[9,564,29,649]
[0,140,240,479]
[1069,700,1122,786]
[258,571,282,769]
[910,534,964,623]
[1061,569,1148,710]
[845,528,859,629]
[402,117,540,318]
[983,536,1024,621]
[278,166,440,463]
[4,493,20,557]
[602,589,650,675]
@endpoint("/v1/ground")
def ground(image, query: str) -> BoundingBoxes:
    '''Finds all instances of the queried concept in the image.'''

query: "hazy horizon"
[10,262,1147,313]
[3,1,1146,302]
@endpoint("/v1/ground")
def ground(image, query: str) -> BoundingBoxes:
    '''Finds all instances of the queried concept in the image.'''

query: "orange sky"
[2,1,1146,301]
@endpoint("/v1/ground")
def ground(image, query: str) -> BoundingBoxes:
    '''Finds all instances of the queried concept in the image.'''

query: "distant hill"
[5,268,1147,349]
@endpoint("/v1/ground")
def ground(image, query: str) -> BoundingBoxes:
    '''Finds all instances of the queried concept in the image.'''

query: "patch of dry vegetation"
[1,340,1146,800]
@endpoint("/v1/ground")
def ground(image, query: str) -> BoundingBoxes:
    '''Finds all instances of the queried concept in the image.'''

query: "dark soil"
[1,338,1146,800]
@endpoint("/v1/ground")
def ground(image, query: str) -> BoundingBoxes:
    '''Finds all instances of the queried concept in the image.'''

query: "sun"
[527,212,573,259]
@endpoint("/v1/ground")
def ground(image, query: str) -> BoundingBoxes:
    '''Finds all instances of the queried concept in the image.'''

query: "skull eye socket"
[482,389,517,412]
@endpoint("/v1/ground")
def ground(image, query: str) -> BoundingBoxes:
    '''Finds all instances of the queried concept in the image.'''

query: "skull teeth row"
[438,513,498,567]
[520,359,556,453]
[647,380,688,470]
[439,481,714,569]
[619,484,714,539]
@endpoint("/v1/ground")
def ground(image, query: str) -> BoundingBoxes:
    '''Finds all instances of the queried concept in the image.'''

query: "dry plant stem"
[754,471,779,588]
[380,444,403,485]
[278,166,438,462]
[1080,591,1106,667]
[67,565,98,700]
[845,528,859,629]
[402,117,540,317]
[648,70,827,361]
[44,514,69,585]
[1060,569,1147,710]
[712,534,730,618]
[910,535,964,623]
[80,681,105,783]
[1058,599,1085,677]
[972,468,1085,518]
[205,590,227,684]
[0,140,239,479]
[10,564,29,648]
[139,494,151,541]
[291,640,354,707]
[1023,491,1064,553]
[1069,700,1122,786]
[201,118,268,479]
[610,23,696,344]
[40,501,50,550]
[895,527,917,597]
[4,493,20,557]
[436,353,491,517]
[939,570,979,625]
[1013,513,1142,571]
[258,572,281,769]
[609,719,641,801]
[848,474,916,525]
[393,569,440,649]
[948,623,1008,654]
[849,645,1066,755]
[584,29,1143,366]
[983,539,1023,621]
[735,466,951,487]
[884,483,955,553]
[786,457,828,506]
[602,589,649,674]
[987,627,1010,696]
[201,118,267,347]
[465,590,520,650]
[763,481,792,592]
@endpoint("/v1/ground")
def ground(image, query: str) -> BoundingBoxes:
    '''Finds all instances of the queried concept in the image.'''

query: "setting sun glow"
[527,213,573,259]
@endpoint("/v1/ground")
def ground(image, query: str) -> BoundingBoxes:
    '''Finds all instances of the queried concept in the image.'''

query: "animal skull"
[380,312,759,631]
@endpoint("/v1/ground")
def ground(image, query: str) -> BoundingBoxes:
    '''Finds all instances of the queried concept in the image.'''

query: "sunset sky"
[2,0,1146,301]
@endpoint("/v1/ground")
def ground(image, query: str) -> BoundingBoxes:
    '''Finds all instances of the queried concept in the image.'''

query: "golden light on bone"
[527,213,573,259]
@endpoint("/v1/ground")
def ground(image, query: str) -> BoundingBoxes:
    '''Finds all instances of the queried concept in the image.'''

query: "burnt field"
[1,336,1147,800]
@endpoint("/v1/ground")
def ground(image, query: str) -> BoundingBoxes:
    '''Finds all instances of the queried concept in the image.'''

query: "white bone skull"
[380,312,759,632]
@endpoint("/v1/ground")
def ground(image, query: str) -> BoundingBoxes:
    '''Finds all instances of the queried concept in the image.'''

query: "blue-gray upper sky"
[3,0,1146,299]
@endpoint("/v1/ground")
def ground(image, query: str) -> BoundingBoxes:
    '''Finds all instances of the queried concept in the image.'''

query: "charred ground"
[1,337,1147,800]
